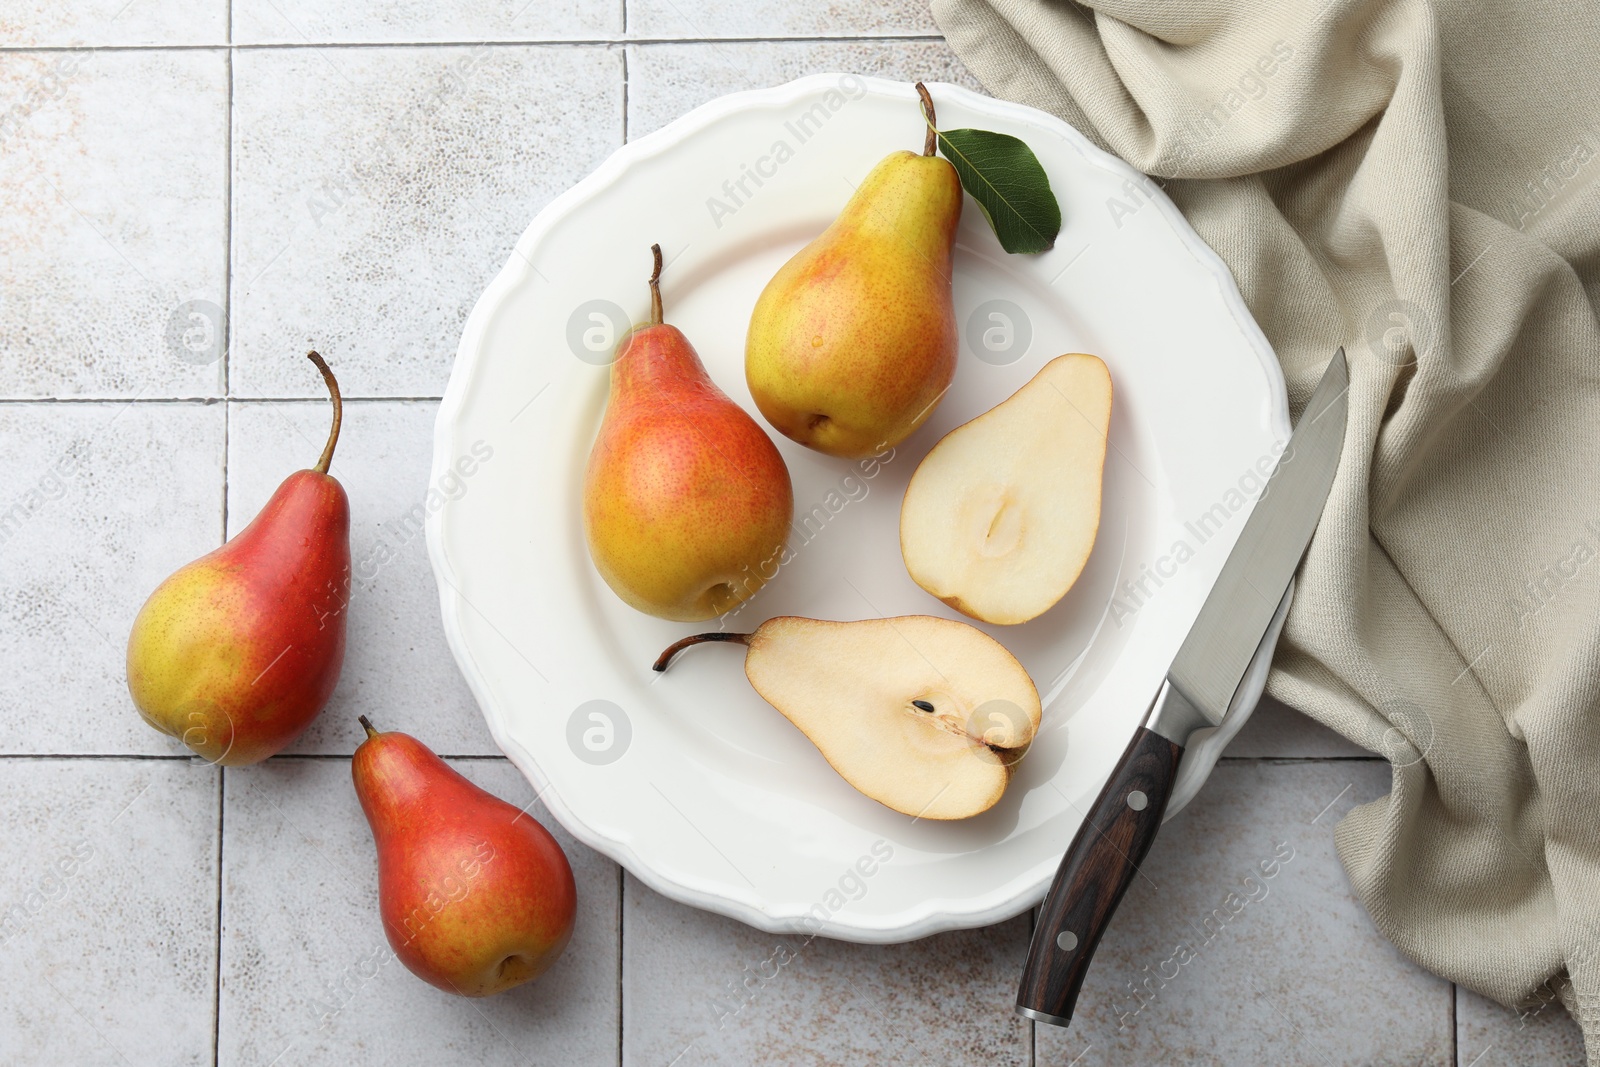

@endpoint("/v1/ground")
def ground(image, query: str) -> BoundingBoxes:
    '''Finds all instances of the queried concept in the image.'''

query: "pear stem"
[359,715,379,741]
[647,243,664,326]
[307,351,342,475]
[653,632,751,672]
[916,82,937,157]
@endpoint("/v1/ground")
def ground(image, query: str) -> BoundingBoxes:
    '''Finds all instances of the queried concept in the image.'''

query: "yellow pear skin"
[745,94,962,459]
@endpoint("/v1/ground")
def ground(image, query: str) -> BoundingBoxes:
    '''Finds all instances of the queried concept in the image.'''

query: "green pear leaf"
[936,128,1061,255]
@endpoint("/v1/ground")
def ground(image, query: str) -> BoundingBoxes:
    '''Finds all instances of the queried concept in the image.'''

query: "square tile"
[218,757,620,1066]
[1035,762,1453,1066]
[626,0,937,41]
[0,401,225,755]
[0,758,219,1065]
[234,0,620,44]
[0,0,226,46]
[623,875,1031,1066]
[1457,985,1587,1066]
[0,50,229,398]
[226,399,500,755]
[230,45,623,399]
[627,40,981,140]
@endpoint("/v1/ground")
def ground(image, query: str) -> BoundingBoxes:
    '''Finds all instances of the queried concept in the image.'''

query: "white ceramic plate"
[429,76,1290,943]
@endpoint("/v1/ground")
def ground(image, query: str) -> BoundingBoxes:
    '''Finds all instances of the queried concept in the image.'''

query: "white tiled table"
[0,3,1583,1064]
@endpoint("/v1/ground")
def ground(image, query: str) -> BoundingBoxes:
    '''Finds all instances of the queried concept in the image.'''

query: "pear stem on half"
[307,351,343,475]
[647,243,664,326]
[652,632,751,673]
[916,82,937,157]
[359,715,379,741]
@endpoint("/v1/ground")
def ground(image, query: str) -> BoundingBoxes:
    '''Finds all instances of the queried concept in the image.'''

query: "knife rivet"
[1127,790,1149,811]
[1056,930,1078,951]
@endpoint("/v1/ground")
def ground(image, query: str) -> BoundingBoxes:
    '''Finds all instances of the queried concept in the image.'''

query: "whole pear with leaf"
[745,81,1062,460]
[745,84,963,459]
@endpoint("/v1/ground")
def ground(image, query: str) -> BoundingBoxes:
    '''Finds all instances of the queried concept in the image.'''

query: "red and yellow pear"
[584,245,794,620]
[744,84,962,459]
[125,352,351,766]
[353,718,577,997]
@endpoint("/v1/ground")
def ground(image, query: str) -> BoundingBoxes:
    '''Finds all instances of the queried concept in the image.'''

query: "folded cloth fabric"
[932,0,1600,1056]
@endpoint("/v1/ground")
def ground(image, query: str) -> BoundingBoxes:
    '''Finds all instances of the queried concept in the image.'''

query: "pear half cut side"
[655,615,1042,821]
[900,353,1112,626]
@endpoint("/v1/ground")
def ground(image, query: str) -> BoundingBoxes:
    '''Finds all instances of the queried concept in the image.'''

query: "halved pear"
[900,353,1111,626]
[654,616,1041,820]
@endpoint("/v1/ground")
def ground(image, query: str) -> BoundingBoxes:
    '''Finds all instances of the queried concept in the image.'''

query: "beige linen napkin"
[931,0,1600,1055]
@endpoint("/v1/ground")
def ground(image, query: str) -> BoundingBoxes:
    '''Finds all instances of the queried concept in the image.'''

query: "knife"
[1016,347,1349,1027]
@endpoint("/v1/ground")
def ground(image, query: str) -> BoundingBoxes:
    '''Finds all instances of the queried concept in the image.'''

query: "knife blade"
[1015,348,1349,1028]
[1167,348,1349,726]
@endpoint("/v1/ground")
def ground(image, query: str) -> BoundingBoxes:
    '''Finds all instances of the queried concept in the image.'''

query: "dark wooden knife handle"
[1016,725,1183,1026]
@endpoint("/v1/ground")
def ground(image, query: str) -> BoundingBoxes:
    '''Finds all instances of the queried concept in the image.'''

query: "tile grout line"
[212,360,226,1049]
[214,17,233,1061]
[0,34,946,53]
[0,752,511,760]
[1451,982,1458,1065]
[0,396,446,405]
[222,38,234,406]
[222,347,232,534]
[0,397,232,405]
[212,767,226,1067]
[0,753,201,760]
[617,866,625,1067]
